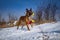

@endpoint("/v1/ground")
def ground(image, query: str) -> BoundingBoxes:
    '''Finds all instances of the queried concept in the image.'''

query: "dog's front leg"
[17,26,19,30]
[26,24,30,31]
[31,23,33,28]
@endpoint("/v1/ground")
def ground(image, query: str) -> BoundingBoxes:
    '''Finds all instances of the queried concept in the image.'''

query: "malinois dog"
[16,8,33,30]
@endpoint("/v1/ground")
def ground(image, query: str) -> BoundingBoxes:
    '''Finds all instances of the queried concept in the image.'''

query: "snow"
[0,22,60,40]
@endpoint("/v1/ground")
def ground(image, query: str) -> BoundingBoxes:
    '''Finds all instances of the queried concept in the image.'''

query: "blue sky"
[0,0,60,21]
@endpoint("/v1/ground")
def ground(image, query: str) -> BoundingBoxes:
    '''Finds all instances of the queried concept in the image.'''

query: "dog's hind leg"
[21,25,24,29]
[16,21,21,30]
[17,22,20,30]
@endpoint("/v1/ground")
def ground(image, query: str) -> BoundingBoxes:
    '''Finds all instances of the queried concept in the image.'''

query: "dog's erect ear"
[26,8,29,13]
[26,8,28,11]
[30,8,32,11]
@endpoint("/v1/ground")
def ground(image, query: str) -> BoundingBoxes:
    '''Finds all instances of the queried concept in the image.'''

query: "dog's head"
[26,8,33,17]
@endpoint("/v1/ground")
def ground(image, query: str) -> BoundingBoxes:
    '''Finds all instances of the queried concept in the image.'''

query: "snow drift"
[0,22,60,40]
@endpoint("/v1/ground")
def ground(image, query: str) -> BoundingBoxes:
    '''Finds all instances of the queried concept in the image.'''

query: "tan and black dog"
[16,8,33,30]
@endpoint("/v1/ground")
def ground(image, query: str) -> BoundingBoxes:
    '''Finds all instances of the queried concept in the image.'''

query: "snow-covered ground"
[0,22,60,40]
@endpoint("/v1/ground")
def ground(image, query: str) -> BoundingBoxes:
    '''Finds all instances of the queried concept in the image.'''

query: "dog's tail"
[16,21,20,30]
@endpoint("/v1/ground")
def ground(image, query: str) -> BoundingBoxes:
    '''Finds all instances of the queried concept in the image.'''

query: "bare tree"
[44,3,58,22]
[44,4,50,20]
[35,7,43,24]
[8,13,18,26]
[0,14,2,22]
[50,4,58,21]
[36,10,42,21]
[2,18,6,24]
[8,13,17,24]
[0,14,6,26]
[8,13,17,23]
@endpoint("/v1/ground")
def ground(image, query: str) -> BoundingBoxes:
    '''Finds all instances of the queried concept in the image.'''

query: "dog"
[16,8,33,31]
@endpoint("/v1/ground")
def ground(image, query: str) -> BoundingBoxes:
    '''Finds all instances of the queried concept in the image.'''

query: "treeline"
[35,3,60,24]
[0,13,17,28]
